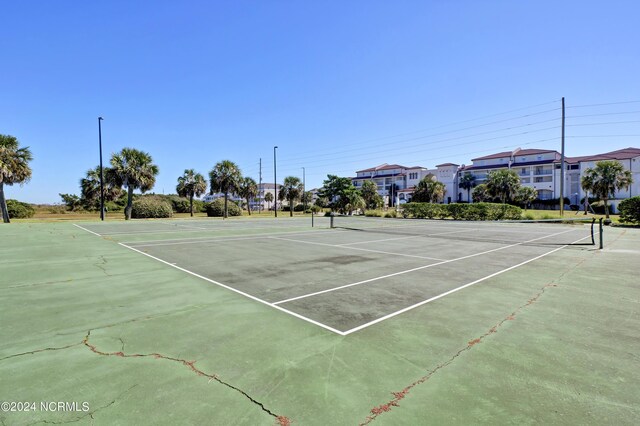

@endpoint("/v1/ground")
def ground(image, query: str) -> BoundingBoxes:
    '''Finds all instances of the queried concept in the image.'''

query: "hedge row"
[401,202,522,220]
[619,196,640,224]
[131,198,173,218]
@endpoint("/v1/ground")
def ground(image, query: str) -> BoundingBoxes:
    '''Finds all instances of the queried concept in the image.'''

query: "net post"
[598,218,603,249]
[590,218,595,245]
[311,210,314,227]
[330,213,334,229]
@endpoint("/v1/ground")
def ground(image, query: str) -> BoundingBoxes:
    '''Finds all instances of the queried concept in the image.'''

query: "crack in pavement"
[82,330,291,426]
[0,343,83,362]
[26,385,138,425]
[5,279,74,290]
[360,257,587,425]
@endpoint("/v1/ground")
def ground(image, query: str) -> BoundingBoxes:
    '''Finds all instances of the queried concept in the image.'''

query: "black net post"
[330,214,334,228]
[311,211,314,227]
[599,218,604,249]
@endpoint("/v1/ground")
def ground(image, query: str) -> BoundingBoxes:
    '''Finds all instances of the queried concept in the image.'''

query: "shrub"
[402,202,521,221]
[310,205,322,213]
[206,198,242,217]
[619,196,640,224]
[384,210,397,218]
[293,204,306,212]
[6,199,35,219]
[365,210,383,217]
[131,198,173,218]
[104,201,123,212]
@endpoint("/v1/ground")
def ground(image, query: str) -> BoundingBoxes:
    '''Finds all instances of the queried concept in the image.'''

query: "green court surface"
[1,217,639,425]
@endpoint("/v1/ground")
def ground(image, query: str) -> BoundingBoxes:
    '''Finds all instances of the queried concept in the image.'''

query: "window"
[409,172,418,180]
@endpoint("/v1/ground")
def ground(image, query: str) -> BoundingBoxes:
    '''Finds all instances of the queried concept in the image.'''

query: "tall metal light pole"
[560,97,565,217]
[302,167,306,213]
[273,146,278,217]
[98,117,105,221]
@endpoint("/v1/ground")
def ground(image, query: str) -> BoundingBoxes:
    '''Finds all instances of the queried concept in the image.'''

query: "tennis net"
[330,215,603,248]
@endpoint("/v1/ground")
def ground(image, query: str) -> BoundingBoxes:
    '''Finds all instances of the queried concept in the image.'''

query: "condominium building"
[351,163,458,205]
[351,147,639,210]
[458,147,640,209]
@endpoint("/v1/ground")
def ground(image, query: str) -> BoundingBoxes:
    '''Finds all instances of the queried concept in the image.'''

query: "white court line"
[73,223,102,237]
[272,228,577,305]
[118,242,347,336]
[126,229,332,247]
[336,229,470,246]
[341,233,594,335]
[269,236,446,261]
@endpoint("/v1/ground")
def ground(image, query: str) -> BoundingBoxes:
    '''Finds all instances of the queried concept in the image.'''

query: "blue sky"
[2,1,639,203]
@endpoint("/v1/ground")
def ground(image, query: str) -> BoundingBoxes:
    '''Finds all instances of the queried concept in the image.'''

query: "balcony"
[533,169,553,176]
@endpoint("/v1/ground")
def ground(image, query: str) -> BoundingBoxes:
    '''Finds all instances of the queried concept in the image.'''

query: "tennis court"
[2,217,638,425]
[74,216,602,335]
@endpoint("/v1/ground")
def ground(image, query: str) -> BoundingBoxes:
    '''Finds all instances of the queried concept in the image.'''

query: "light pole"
[302,167,306,213]
[273,146,278,217]
[98,117,105,221]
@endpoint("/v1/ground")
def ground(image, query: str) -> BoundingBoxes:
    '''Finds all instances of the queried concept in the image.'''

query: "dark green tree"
[0,134,33,223]
[176,169,207,217]
[278,176,303,217]
[459,172,476,202]
[581,160,633,223]
[209,160,242,219]
[486,169,520,204]
[412,175,446,203]
[106,148,159,220]
[238,177,258,215]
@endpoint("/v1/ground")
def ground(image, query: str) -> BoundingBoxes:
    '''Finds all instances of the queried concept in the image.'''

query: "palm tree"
[472,183,491,203]
[176,169,207,217]
[486,169,520,204]
[459,172,476,202]
[581,160,633,223]
[0,134,33,223]
[278,176,303,217]
[209,160,242,219]
[80,166,123,210]
[265,191,274,211]
[515,186,538,210]
[412,175,446,203]
[106,148,159,220]
[238,177,258,216]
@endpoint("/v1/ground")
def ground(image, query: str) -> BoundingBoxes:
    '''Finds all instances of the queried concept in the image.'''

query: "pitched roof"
[565,147,640,164]
[355,163,408,173]
[435,163,459,167]
[471,149,557,161]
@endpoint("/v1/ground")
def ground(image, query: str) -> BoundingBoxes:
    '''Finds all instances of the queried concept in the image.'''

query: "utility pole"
[560,97,565,217]
[98,117,105,221]
[259,158,262,213]
[273,146,278,217]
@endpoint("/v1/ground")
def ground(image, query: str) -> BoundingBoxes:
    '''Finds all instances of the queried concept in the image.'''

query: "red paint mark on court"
[359,282,562,425]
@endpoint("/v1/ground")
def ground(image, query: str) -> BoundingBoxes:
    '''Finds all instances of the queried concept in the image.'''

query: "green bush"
[619,196,640,224]
[6,199,35,219]
[384,210,398,218]
[402,202,522,221]
[310,205,322,213]
[365,210,383,217]
[293,204,306,212]
[104,201,123,212]
[131,198,173,218]
[206,198,242,217]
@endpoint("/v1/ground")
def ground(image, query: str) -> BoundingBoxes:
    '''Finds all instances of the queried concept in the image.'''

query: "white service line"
[341,233,594,335]
[272,227,576,305]
[126,229,332,247]
[117,242,346,336]
[73,223,102,237]
[269,236,446,261]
